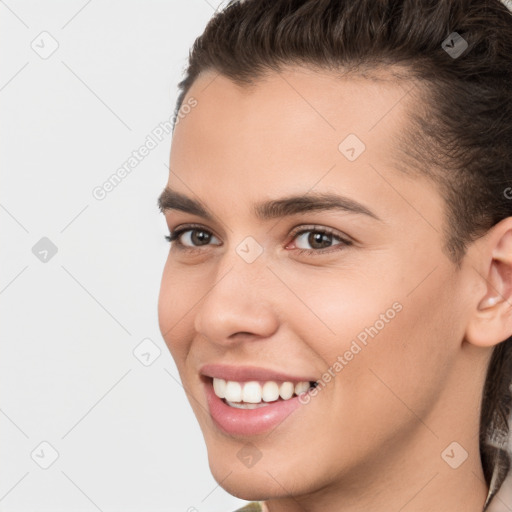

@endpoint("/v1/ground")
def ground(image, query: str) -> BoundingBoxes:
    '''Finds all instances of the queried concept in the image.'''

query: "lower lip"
[204,380,304,436]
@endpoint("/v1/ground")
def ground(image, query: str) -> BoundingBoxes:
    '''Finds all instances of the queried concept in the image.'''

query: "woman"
[157,0,512,510]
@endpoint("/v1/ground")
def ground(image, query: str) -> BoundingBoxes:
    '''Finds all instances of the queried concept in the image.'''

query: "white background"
[0,1,248,511]
[2,1,512,512]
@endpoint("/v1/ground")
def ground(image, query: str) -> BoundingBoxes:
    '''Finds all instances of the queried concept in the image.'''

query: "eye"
[164,223,352,256]
[287,225,352,256]
[165,224,221,250]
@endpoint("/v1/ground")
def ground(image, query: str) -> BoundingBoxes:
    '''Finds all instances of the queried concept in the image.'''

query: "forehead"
[168,66,445,235]
[172,66,417,175]
[185,65,415,123]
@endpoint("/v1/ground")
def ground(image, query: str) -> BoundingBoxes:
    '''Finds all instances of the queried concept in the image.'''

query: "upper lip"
[200,363,316,383]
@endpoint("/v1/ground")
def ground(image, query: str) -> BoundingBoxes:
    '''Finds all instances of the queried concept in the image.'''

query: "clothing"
[234,503,264,512]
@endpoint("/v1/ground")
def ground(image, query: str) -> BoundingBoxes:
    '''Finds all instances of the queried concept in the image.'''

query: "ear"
[465,217,512,348]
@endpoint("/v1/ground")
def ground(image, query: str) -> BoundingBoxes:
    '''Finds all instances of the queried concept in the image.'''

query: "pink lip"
[200,363,317,383]
[204,378,306,436]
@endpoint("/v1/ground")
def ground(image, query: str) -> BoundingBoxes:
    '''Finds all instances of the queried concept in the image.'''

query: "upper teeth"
[213,378,310,403]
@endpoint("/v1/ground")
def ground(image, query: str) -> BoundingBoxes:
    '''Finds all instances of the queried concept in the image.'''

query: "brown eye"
[165,226,221,249]
[287,225,353,256]
[188,229,212,246]
[306,231,335,249]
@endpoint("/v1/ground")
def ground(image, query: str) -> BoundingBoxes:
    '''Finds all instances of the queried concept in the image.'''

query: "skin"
[157,66,512,512]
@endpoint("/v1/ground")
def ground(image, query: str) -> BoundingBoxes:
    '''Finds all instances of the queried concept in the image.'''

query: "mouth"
[213,377,318,408]
[200,365,319,436]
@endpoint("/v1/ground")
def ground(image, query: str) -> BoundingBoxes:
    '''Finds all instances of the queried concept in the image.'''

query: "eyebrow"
[157,187,382,222]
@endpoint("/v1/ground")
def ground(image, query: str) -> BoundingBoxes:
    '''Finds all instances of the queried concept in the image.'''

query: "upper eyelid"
[169,223,222,241]
[289,226,348,243]
[168,223,351,245]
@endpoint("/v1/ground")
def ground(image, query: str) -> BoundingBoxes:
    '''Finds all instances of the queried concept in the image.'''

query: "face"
[158,67,476,501]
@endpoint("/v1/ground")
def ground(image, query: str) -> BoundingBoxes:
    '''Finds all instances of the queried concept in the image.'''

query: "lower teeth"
[224,399,276,409]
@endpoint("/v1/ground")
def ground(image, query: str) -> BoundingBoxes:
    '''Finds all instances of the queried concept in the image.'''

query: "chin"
[209,466,286,502]
[206,449,304,501]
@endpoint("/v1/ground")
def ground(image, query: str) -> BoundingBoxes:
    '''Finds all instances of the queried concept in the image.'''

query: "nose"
[193,254,280,346]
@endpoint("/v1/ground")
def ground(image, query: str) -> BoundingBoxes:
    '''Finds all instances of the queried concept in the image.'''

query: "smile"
[200,364,319,436]
[213,378,314,408]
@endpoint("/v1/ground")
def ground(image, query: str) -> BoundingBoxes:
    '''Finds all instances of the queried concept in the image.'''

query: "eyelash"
[164,223,353,256]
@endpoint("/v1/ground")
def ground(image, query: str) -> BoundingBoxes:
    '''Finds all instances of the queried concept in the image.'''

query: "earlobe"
[465,219,512,348]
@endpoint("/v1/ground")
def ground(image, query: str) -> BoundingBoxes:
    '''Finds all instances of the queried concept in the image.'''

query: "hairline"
[173,63,464,267]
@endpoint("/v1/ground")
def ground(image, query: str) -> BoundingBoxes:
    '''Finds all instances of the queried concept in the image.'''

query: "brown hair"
[171,0,512,507]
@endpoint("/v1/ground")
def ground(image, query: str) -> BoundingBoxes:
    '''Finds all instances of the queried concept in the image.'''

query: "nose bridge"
[193,241,279,343]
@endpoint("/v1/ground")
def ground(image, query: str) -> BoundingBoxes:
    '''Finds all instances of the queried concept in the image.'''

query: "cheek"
[278,265,403,363]
[157,261,195,360]
[334,268,461,440]
[288,262,459,427]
